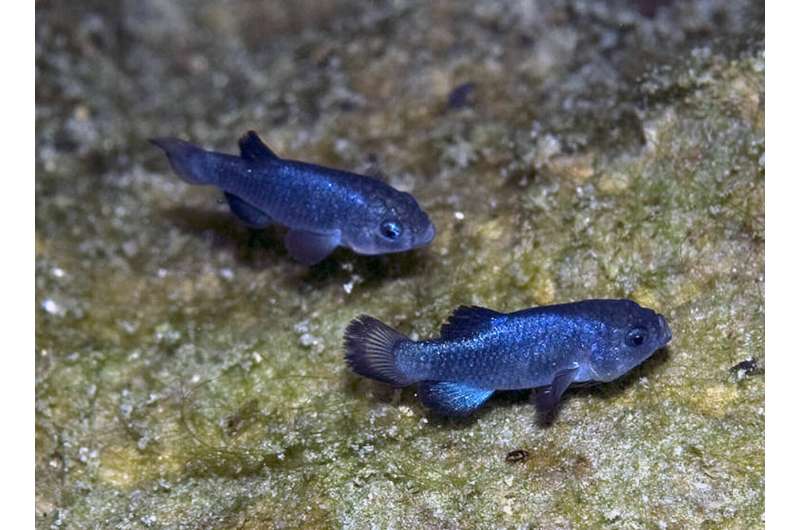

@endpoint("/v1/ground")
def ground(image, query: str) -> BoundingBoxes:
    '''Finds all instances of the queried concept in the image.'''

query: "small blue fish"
[150,132,435,265]
[345,299,671,417]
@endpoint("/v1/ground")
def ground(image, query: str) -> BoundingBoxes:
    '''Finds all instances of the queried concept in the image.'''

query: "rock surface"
[36,1,764,528]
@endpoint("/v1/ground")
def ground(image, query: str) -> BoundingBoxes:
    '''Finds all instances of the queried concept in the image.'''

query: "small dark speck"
[730,357,762,378]
[447,82,476,110]
[338,100,356,112]
[505,449,529,464]
[636,0,675,18]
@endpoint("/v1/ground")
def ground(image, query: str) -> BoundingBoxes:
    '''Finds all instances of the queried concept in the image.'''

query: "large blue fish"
[150,132,435,265]
[345,299,671,417]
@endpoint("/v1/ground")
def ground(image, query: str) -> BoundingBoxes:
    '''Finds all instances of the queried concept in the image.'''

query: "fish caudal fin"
[150,138,217,186]
[344,315,413,386]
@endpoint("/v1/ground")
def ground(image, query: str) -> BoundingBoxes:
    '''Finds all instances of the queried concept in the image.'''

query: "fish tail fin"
[149,137,218,186]
[344,315,414,386]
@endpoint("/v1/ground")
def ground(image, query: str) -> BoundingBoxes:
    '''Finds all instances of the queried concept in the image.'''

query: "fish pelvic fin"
[534,364,580,420]
[150,137,217,186]
[344,315,413,386]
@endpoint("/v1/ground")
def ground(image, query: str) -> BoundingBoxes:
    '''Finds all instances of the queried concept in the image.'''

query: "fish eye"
[380,220,402,240]
[625,327,647,347]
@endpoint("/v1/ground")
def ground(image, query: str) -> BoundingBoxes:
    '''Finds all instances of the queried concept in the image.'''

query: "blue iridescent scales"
[151,132,672,420]
[150,131,435,265]
[344,299,672,417]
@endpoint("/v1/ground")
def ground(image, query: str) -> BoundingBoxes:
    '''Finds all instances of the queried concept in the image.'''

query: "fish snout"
[417,223,436,247]
[657,314,672,345]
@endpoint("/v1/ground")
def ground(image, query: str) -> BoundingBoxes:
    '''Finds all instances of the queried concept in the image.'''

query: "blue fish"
[150,132,436,265]
[344,299,671,417]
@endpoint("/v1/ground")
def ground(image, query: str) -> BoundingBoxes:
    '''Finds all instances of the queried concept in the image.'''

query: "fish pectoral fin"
[418,381,494,417]
[224,193,272,228]
[534,365,580,417]
[238,131,279,162]
[439,306,506,340]
[284,229,341,265]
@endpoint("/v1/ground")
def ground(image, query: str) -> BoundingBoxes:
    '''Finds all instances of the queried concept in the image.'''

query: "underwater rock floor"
[36,1,763,528]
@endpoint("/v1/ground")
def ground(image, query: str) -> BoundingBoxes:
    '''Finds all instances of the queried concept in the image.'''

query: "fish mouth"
[416,223,436,247]
[657,314,672,345]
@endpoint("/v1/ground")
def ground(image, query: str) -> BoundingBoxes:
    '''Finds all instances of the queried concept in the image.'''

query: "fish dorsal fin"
[439,305,505,339]
[238,131,279,162]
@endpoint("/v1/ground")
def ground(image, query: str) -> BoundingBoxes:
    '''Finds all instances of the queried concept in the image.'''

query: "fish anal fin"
[284,229,341,265]
[535,365,580,418]
[418,381,494,416]
[439,305,505,339]
[238,131,279,162]
[224,193,272,228]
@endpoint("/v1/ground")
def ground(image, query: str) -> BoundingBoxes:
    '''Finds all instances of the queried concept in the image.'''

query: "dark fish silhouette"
[151,131,435,264]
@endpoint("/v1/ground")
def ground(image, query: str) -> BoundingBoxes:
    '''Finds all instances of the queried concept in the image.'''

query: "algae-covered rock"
[36,1,764,528]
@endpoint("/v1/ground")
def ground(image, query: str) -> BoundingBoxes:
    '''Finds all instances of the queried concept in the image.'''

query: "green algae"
[37,1,763,528]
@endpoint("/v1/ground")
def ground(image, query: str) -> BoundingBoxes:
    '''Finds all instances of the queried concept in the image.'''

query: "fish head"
[344,189,435,255]
[584,299,672,382]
